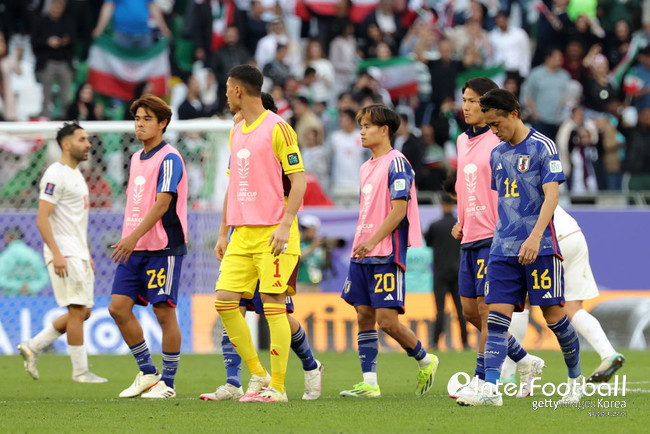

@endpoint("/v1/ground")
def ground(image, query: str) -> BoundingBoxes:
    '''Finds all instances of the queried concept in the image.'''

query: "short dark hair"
[129,94,173,133]
[56,121,83,149]
[442,170,457,196]
[228,64,263,97]
[340,108,357,121]
[462,77,499,97]
[355,104,401,139]
[480,89,520,118]
[261,92,278,113]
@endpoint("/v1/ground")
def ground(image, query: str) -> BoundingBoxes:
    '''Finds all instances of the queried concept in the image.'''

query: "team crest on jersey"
[517,155,531,173]
[287,152,299,166]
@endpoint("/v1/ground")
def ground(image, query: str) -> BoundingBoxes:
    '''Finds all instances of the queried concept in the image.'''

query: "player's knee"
[108,302,127,322]
[376,317,399,335]
[462,310,479,325]
[84,308,92,321]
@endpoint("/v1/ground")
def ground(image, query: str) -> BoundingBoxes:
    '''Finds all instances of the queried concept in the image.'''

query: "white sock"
[29,323,63,353]
[363,372,378,387]
[571,309,616,359]
[69,345,88,377]
[417,353,432,369]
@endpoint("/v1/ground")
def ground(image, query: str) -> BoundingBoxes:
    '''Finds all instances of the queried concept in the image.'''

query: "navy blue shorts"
[240,289,295,314]
[485,254,564,311]
[458,247,490,298]
[112,255,184,307]
[341,262,405,314]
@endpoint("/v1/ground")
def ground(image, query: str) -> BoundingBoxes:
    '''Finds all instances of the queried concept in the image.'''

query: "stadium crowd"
[0,0,649,206]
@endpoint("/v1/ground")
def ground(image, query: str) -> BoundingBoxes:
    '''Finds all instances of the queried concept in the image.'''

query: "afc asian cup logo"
[133,176,146,205]
[518,155,531,173]
[236,148,251,185]
[463,163,478,194]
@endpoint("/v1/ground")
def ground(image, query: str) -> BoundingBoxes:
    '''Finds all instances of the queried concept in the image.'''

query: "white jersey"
[39,162,90,261]
[328,129,364,192]
[554,205,581,242]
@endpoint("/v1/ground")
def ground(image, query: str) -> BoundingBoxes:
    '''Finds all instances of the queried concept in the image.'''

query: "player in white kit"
[503,206,625,383]
[17,122,107,384]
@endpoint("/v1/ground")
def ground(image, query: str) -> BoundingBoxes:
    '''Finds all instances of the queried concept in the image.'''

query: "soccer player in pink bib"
[109,95,188,399]
[339,104,439,398]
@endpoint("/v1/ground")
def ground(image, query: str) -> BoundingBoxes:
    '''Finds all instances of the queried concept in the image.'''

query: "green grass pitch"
[2,350,647,433]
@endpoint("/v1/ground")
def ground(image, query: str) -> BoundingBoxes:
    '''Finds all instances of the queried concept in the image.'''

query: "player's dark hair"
[56,121,83,149]
[442,169,457,196]
[129,94,173,133]
[462,77,499,97]
[261,91,278,113]
[228,64,263,97]
[355,104,401,139]
[480,89,521,118]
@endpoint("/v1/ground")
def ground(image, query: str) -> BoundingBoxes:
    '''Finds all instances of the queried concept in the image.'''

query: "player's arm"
[215,191,229,260]
[518,181,559,265]
[354,199,407,260]
[36,200,67,277]
[111,192,173,264]
[269,170,306,256]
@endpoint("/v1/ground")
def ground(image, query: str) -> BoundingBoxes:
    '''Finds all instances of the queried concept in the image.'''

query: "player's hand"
[353,241,376,260]
[52,252,68,278]
[214,236,229,261]
[269,224,291,257]
[111,234,138,264]
[451,222,463,240]
[518,235,541,265]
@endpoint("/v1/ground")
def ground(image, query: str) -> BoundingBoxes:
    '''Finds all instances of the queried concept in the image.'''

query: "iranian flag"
[358,56,419,100]
[87,35,170,101]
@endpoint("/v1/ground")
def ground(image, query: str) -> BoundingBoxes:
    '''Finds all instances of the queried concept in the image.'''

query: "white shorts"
[48,257,95,308]
[558,231,598,302]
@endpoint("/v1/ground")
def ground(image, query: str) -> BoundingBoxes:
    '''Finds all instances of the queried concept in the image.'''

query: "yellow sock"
[264,303,290,393]
[214,299,265,377]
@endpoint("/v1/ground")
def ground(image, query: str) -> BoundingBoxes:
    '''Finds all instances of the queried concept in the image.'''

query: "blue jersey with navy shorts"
[112,141,187,306]
[341,155,414,313]
[485,129,566,308]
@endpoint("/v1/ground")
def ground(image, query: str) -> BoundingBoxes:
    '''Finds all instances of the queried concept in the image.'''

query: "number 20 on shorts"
[374,273,395,293]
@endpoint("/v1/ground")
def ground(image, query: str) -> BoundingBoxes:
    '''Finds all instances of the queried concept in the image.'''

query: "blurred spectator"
[446,17,492,66]
[532,0,573,67]
[297,215,325,293]
[556,105,599,180]
[562,39,590,82]
[329,19,360,97]
[0,226,49,296]
[424,193,467,350]
[503,71,523,99]
[328,108,365,203]
[263,43,292,87]
[567,14,605,53]
[427,39,465,114]
[301,127,329,189]
[360,0,405,50]
[255,18,301,73]
[488,10,531,78]
[0,30,22,121]
[522,47,572,140]
[66,83,104,121]
[185,0,237,65]
[351,67,392,106]
[241,0,268,55]
[302,39,335,105]
[211,26,252,114]
[623,106,650,191]
[604,19,632,68]
[270,84,292,120]
[598,101,626,190]
[92,0,171,49]
[178,75,216,120]
[569,126,600,194]
[32,0,74,119]
[625,45,650,111]
[84,164,113,209]
[292,95,324,146]
[419,124,448,192]
[583,52,619,116]
[394,113,425,189]
[359,22,388,59]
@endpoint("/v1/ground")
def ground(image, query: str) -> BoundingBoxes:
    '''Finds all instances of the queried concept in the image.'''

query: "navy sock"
[475,352,485,380]
[405,340,427,361]
[484,312,511,384]
[358,330,378,373]
[129,341,157,375]
[507,335,528,363]
[161,351,180,388]
[291,325,318,371]
[222,329,242,388]
[548,315,582,378]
